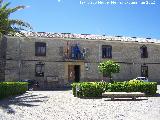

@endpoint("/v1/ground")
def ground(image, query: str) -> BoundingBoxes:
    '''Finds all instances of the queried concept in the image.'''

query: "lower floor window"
[141,65,148,77]
[35,62,45,77]
[103,72,108,77]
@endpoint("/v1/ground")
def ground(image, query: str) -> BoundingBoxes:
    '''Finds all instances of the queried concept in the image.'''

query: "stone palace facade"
[0,32,160,89]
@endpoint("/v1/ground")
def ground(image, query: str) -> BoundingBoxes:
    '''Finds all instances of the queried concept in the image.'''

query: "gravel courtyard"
[0,86,160,120]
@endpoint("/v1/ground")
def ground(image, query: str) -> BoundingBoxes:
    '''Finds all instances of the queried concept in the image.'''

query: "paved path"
[0,86,160,120]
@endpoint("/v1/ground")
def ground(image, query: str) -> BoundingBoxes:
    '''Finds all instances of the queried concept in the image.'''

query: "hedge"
[72,82,107,97]
[72,80,157,98]
[0,82,28,99]
[108,80,157,95]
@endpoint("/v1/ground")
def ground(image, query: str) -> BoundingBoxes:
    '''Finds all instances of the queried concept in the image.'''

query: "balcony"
[63,44,86,61]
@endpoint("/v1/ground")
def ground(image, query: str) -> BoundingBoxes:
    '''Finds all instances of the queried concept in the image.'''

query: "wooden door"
[68,65,75,83]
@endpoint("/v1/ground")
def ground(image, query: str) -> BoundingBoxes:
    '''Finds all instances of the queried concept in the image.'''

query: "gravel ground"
[0,86,160,120]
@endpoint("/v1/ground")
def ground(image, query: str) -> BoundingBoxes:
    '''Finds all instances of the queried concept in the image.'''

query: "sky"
[5,0,160,39]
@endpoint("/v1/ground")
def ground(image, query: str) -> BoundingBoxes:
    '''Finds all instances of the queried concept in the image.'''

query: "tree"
[98,60,120,83]
[0,0,32,37]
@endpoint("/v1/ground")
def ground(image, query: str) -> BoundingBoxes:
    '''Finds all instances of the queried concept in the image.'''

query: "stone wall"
[4,36,160,89]
[0,36,7,81]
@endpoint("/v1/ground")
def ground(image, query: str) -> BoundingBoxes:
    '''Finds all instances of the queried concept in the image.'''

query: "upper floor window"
[35,42,46,56]
[140,45,148,58]
[102,45,112,58]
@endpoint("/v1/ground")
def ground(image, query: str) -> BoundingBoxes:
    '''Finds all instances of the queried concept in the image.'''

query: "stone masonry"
[0,33,160,89]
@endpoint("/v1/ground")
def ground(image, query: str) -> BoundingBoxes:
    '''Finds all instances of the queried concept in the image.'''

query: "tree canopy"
[98,60,120,82]
[0,0,32,37]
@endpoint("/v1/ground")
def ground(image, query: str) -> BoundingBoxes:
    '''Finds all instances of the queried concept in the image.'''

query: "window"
[140,45,148,58]
[35,42,46,56]
[35,62,44,77]
[141,65,148,77]
[102,45,112,58]
[103,72,108,77]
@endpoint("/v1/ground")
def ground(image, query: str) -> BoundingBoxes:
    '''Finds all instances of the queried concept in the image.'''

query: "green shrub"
[107,81,157,95]
[72,82,107,98]
[0,82,28,99]
[72,81,157,97]
[72,82,79,97]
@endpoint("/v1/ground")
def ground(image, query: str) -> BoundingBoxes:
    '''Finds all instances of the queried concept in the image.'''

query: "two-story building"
[0,32,160,89]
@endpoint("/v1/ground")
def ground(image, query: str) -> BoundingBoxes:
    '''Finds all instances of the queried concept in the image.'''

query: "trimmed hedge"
[72,80,157,98]
[72,82,107,97]
[0,82,28,99]
[108,80,157,95]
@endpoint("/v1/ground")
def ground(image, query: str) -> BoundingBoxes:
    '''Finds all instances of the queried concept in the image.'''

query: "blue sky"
[6,0,160,39]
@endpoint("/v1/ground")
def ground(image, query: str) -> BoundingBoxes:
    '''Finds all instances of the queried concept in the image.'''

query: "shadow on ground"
[0,92,49,114]
[42,86,72,91]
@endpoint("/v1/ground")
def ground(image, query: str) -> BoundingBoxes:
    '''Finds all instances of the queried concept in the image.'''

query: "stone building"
[0,32,160,89]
